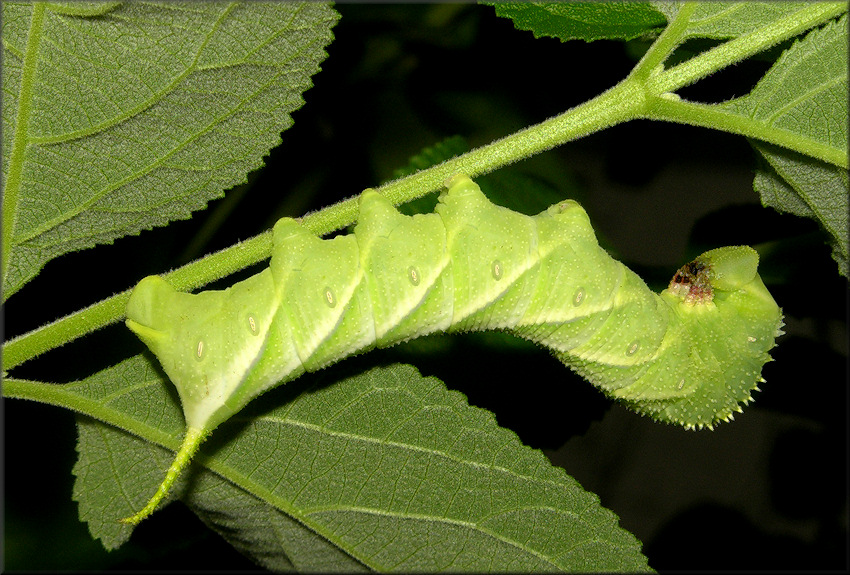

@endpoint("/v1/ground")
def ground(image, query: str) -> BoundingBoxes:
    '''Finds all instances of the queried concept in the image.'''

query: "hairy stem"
[646,98,847,168]
[3,4,845,370]
[628,2,697,82]
[3,81,646,370]
[647,2,848,94]
[3,377,181,449]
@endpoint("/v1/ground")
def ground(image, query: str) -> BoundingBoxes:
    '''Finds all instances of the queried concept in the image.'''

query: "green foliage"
[4,2,847,571]
[485,2,667,42]
[721,14,848,274]
[651,2,825,39]
[1,1,338,298]
[25,359,647,571]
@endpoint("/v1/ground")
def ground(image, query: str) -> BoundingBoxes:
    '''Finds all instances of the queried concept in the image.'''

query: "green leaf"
[74,417,175,551]
[652,2,825,39]
[752,143,848,276]
[42,2,122,17]
[720,14,848,276]
[1,1,338,299]
[486,1,667,42]
[63,358,650,571]
[75,415,368,570]
[721,14,847,152]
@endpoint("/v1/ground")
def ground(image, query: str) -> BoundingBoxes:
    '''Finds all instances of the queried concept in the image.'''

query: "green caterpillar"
[123,174,783,524]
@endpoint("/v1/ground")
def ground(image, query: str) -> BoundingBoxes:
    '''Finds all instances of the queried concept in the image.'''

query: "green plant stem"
[2,231,272,370]
[3,4,846,371]
[3,377,180,449]
[2,81,647,371]
[629,2,698,82]
[367,80,646,210]
[646,2,848,94]
[647,98,847,168]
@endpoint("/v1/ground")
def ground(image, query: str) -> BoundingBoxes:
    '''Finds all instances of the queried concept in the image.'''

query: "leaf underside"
[1,1,339,299]
[71,356,650,572]
[652,1,826,40]
[720,14,848,276]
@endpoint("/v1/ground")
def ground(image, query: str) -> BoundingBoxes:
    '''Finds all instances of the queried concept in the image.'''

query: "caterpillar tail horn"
[119,426,207,525]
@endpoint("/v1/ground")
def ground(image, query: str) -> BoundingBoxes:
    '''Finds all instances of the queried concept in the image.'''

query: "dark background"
[5,4,847,571]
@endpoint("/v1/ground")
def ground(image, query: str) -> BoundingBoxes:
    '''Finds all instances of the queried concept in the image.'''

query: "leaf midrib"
[214,423,571,571]
[2,2,46,286]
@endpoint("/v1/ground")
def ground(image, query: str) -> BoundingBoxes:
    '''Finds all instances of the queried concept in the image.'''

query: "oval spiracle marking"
[747,336,757,343]
[626,340,640,356]
[677,378,685,390]
[491,260,504,281]
[408,266,420,286]
[573,287,586,306]
[324,287,336,308]
[195,340,205,361]
[247,314,259,335]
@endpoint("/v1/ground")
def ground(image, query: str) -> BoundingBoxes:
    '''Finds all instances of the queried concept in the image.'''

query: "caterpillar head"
[126,274,275,430]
